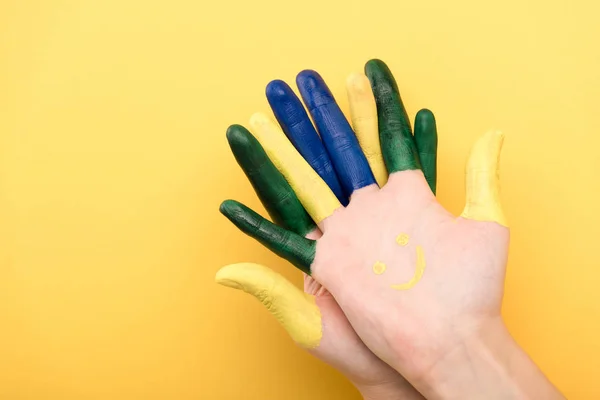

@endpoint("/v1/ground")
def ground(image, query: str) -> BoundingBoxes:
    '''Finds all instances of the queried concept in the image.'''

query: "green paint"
[414,109,438,194]
[220,200,316,275]
[365,59,421,173]
[226,125,316,236]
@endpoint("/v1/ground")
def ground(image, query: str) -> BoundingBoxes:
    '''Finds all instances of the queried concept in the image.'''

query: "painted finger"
[266,80,347,205]
[364,59,421,173]
[460,130,508,227]
[226,124,316,237]
[249,112,341,224]
[296,70,377,196]
[216,263,322,348]
[346,72,388,187]
[220,199,316,274]
[414,109,438,194]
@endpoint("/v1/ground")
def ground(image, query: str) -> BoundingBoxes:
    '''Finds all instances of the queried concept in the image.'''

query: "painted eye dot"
[372,261,387,275]
[396,233,410,246]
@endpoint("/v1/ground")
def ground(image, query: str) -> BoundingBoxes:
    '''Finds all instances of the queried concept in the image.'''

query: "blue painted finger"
[266,80,347,205]
[296,70,376,197]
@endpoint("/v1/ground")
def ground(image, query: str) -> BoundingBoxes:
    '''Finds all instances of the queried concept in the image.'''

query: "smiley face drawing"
[372,234,426,291]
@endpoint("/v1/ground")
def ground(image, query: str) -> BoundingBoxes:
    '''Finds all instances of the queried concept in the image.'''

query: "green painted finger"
[414,109,438,194]
[219,200,316,275]
[226,124,316,236]
[365,59,421,173]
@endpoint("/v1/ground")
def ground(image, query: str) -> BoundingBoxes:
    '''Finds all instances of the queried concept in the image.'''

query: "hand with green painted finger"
[217,65,436,399]
[218,59,564,399]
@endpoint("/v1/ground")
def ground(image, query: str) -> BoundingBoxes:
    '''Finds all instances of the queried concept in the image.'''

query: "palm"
[313,169,509,377]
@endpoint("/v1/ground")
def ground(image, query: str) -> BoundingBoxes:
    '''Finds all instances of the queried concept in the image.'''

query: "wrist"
[417,317,564,400]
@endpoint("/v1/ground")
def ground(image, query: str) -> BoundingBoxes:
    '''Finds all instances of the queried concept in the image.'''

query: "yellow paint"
[215,263,322,348]
[1,1,599,398]
[346,73,388,187]
[249,113,341,223]
[391,246,426,290]
[460,130,508,227]
[372,261,387,275]
[396,233,410,246]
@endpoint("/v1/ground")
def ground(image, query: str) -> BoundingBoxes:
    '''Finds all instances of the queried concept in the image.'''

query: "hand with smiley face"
[218,60,564,399]
[219,62,434,399]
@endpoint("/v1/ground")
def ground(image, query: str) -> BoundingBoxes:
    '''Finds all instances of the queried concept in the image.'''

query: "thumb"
[215,263,322,349]
[460,130,508,227]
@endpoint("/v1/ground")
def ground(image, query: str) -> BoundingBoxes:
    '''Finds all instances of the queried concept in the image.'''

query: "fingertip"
[215,264,244,290]
[346,72,371,95]
[296,69,333,110]
[415,108,436,124]
[266,79,293,101]
[364,58,384,67]
[475,129,505,155]
[219,199,240,217]
[490,130,505,155]
[215,263,270,290]
[226,124,252,147]
[364,59,398,96]
[488,129,505,148]
[414,109,437,138]
[491,129,505,142]
[364,58,389,76]
[296,69,324,89]
[249,112,282,144]
[249,112,269,130]
[218,199,231,214]
[266,79,310,134]
[226,123,246,135]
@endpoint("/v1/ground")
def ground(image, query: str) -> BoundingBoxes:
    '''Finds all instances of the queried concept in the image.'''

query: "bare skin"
[305,230,424,399]
[313,169,511,396]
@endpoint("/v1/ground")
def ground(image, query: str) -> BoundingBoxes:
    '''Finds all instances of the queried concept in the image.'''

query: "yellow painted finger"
[216,263,322,348]
[346,73,388,187]
[249,113,341,223]
[460,130,508,227]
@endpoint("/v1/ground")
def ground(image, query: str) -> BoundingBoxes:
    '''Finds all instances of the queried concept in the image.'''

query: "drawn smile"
[390,245,426,290]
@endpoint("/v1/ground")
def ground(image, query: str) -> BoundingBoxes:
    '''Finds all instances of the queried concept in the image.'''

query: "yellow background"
[1,0,598,398]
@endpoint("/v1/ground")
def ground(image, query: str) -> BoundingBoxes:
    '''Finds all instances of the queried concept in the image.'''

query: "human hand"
[219,60,564,399]
[218,63,437,399]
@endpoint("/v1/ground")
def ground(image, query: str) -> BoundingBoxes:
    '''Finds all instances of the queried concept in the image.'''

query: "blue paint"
[266,80,347,205]
[296,70,377,196]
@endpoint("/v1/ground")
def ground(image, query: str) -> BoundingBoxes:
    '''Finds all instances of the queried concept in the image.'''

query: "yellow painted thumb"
[215,263,322,348]
[460,130,508,227]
